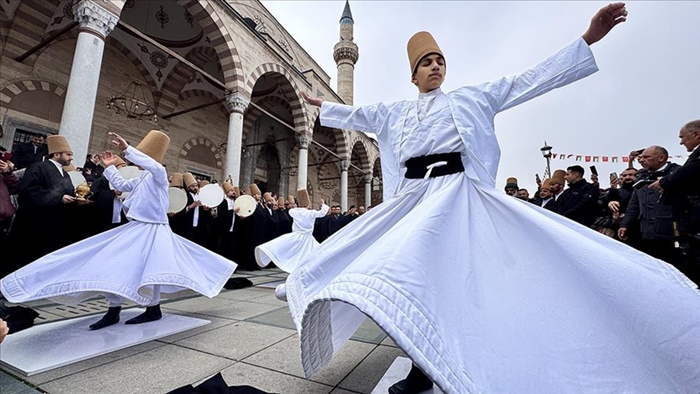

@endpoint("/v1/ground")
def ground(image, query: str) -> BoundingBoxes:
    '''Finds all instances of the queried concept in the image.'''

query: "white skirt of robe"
[255,232,320,273]
[286,172,700,394]
[1,221,237,306]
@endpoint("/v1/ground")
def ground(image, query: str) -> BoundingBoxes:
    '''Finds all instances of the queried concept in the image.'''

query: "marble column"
[58,0,118,164]
[296,135,310,190]
[224,92,249,187]
[340,160,349,212]
[365,173,372,208]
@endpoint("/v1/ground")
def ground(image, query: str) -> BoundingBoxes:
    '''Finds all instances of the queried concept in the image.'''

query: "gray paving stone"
[161,295,235,315]
[247,306,295,330]
[244,335,376,387]
[244,292,289,307]
[19,340,165,386]
[216,287,273,301]
[380,336,397,347]
[350,318,387,344]
[329,389,362,394]
[248,276,284,285]
[219,362,334,394]
[194,300,284,321]
[174,321,295,360]
[37,344,234,394]
[0,370,42,394]
[156,312,238,343]
[337,345,406,394]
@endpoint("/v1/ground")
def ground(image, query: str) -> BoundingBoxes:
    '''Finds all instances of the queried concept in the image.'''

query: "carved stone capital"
[297,135,311,149]
[365,174,373,183]
[225,92,250,114]
[340,160,350,171]
[73,0,119,39]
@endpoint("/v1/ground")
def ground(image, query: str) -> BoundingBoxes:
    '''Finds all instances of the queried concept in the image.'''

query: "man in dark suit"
[650,120,700,283]
[556,165,600,226]
[619,146,681,268]
[5,135,77,276]
[11,134,48,170]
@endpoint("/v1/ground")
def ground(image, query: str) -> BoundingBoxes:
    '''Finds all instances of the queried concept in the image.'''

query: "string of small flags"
[551,153,690,163]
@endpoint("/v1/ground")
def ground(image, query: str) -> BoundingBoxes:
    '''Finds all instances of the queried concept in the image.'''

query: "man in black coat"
[87,157,129,235]
[6,135,77,276]
[11,134,48,170]
[619,146,688,278]
[556,165,600,226]
[650,120,700,283]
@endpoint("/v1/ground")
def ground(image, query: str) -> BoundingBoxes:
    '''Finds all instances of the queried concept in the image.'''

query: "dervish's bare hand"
[62,194,76,204]
[301,92,323,107]
[108,132,129,150]
[582,2,627,45]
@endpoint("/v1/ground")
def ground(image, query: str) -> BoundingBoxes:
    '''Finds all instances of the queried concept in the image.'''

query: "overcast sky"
[260,1,699,193]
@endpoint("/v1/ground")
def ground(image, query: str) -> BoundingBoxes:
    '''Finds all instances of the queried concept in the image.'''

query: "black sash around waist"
[404,152,464,179]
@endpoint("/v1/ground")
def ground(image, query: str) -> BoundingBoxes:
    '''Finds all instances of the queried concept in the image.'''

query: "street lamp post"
[540,141,552,178]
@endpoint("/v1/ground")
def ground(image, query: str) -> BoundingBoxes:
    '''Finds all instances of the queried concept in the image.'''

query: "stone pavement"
[0,269,406,394]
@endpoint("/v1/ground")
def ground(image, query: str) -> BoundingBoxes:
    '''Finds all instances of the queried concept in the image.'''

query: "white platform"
[0,309,210,376]
[371,356,445,394]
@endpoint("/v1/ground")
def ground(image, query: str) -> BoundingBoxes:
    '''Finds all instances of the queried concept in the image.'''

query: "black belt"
[404,152,464,179]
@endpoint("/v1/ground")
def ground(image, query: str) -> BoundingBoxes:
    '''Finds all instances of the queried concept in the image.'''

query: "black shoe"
[388,364,434,394]
[124,305,162,325]
[89,306,121,330]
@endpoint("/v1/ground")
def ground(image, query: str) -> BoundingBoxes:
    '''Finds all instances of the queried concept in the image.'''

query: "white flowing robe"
[285,38,700,393]
[1,146,237,306]
[255,204,329,272]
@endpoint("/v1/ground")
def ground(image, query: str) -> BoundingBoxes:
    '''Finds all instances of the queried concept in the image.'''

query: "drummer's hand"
[108,132,129,150]
[188,201,201,210]
[62,195,76,204]
[202,205,210,211]
[234,207,240,213]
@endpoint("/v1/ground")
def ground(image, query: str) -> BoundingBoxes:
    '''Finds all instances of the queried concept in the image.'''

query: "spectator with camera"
[618,146,692,280]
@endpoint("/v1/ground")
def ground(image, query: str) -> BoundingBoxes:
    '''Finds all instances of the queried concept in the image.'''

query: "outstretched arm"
[302,92,385,135]
[481,3,627,114]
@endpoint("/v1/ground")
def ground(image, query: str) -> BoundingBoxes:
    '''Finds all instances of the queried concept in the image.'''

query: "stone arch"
[242,95,291,145]
[313,117,349,162]
[3,1,61,60]
[245,63,308,134]
[159,45,226,114]
[0,79,67,123]
[179,135,223,168]
[176,0,244,91]
[177,89,227,119]
[349,136,370,172]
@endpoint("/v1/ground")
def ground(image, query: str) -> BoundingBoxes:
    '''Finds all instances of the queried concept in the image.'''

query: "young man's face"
[55,151,73,166]
[412,53,445,93]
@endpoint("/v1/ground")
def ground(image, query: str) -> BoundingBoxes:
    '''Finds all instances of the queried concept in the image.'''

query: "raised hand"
[301,92,323,107]
[101,150,118,167]
[108,132,129,150]
[582,2,627,45]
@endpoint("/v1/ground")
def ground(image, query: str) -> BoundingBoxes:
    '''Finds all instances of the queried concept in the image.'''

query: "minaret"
[333,0,358,105]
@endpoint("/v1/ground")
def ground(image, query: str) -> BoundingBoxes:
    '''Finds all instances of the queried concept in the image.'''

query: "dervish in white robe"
[255,203,329,273]
[286,37,700,393]
[1,145,237,309]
